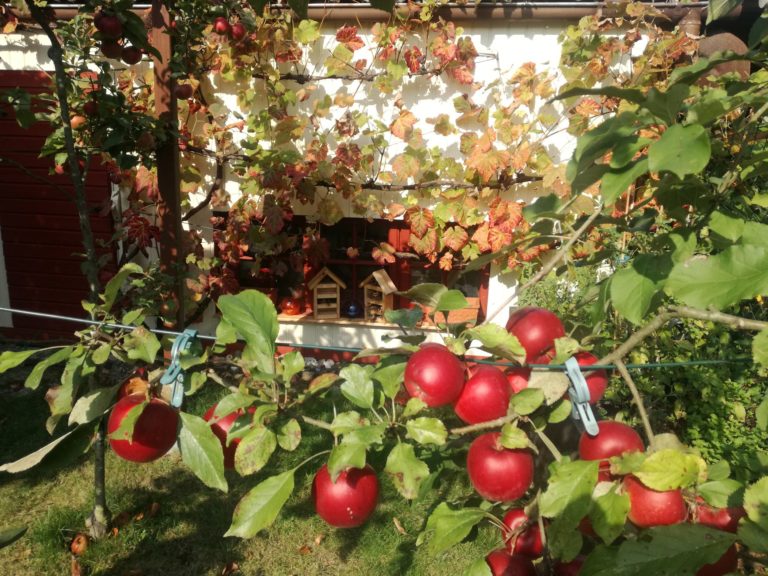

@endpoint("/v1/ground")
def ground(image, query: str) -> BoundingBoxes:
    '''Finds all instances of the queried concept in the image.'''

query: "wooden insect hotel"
[307,267,347,320]
[359,269,397,322]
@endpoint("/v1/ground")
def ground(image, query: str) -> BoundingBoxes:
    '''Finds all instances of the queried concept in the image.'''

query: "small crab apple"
[505,307,565,364]
[312,464,379,528]
[502,508,543,557]
[467,432,534,502]
[578,420,644,480]
[213,17,231,35]
[107,394,178,463]
[624,475,687,528]
[404,343,465,407]
[454,365,511,424]
[100,39,123,59]
[174,83,194,100]
[485,549,537,576]
[121,45,143,65]
[94,12,123,39]
[230,22,247,42]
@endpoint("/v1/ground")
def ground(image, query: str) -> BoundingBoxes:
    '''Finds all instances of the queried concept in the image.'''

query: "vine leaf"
[224,469,295,538]
[648,124,711,180]
[178,412,228,492]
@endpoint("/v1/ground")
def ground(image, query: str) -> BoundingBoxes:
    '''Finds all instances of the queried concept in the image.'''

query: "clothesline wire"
[0,305,752,371]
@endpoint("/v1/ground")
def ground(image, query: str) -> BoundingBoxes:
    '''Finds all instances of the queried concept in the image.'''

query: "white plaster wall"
[0,227,12,328]
[0,32,53,71]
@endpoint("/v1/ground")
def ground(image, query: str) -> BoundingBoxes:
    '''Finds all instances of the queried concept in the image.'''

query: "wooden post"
[150,0,184,327]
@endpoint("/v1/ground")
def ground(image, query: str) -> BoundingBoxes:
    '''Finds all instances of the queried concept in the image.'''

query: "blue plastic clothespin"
[160,328,198,409]
[564,356,599,437]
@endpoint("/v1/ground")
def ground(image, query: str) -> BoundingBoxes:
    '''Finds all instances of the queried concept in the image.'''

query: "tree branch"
[450,412,518,435]
[671,305,768,332]
[483,203,604,325]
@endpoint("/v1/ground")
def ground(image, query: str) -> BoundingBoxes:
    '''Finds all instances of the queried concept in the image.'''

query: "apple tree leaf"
[224,469,295,538]
[179,412,228,492]
[424,503,485,555]
[385,443,430,500]
[234,426,277,477]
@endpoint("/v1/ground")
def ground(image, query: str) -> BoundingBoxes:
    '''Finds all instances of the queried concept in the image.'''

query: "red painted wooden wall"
[0,71,115,341]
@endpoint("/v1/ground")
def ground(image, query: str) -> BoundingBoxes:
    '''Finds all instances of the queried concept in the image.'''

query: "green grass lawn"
[0,382,499,575]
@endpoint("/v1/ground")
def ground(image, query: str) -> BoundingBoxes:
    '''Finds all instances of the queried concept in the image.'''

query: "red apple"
[231,22,247,42]
[95,13,123,39]
[203,403,253,469]
[505,367,530,394]
[213,17,231,36]
[505,307,565,364]
[404,343,465,407]
[107,394,178,463]
[175,83,194,100]
[454,365,511,424]
[695,544,738,576]
[554,556,585,576]
[624,475,687,528]
[694,498,745,533]
[485,549,537,576]
[579,420,644,480]
[82,100,99,117]
[467,432,534,502]
[312,464,379,528]
[502,508,543,557]
[100,40,124,59]
[573,351,608,404]
[69,115,87,130]
[121,45,143,65]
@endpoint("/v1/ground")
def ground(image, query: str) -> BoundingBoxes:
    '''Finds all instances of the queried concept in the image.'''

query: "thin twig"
[614,359,655,444]
[532,427,562,462]
[672,306,768,332]
[450,413,518,435]
[483,203,604,325]
[597,309,674,366]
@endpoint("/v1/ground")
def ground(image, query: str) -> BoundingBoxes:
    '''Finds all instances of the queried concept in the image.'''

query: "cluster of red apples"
[93,10,143,65]
[104,307,743,575]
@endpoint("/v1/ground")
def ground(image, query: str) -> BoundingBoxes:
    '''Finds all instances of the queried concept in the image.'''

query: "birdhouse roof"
[359,269,397,294]
[307,266,347,290]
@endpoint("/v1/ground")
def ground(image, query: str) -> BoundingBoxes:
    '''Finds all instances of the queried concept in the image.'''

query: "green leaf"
[217,290,278,374]
[107,399,147,442]
[0,349,40,374]
[642,84,690,125]
[743,476,768,530]
[384,308,424,329]
[580,524,736,576]
[707,0,742,24]
[295,19,320,44]
[748,11,768,48]
[609,451,647,476]
[343,424,386,447]
[234,426,277,477]
[590,487,630,545]
[277,419,301,452]
[279,351,304,386]
[91,343,112,365]
[224,469,295,538]
[0,525,26,550]
[435,290,469,312]
[124,327,161,364]
[601,159,649,205]
[753,330,768,371]
[212,393,256,422]
[635,449,706,490]
[385,443,430,500]
[339,364,375,409]
[511,388,545,415]
[424,503,485,555]
[707,460,731,482]
[24,347,72,390]
[666,244,768,310]
[400,283,447,308]
[708,211,745,246]
[68,384,119,426]
[547,517,584,562]
[307,372,339,394]
[465,324,526,362]
[540,459,599,520]
[648,124,711,180]
[698,479,744,508]
[399,398,425,419]
[610,254,671,325]
[527,370,570,405]
[328,443,366,482]
[522,194,562,220]
[0,424,94,474]
[373,358,407,399]
[738,519,768,553]
[499,422,530,449]
[101,262,143,312]
[405,417,447,446]
[331,411,369,436]
[549,399,573,424]
[178,412,227,492]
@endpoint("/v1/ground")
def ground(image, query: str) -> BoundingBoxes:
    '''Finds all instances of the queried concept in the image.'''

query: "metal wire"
[0,305,753,370]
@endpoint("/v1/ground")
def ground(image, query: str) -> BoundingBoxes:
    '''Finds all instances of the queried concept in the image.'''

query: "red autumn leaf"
[442,226,469,252]
[408,228,438,257]
[390,110,417,141]
[439,251,454,271]
[467,148,510,183]
[404,46,423,74]
[471,221,491,252]
[385,202,406,220]
[335,25,364,51]
[262,202,285,235]
[133,165,159,202]
[488,227,513,253]
[405,207,435,238]
[372,242,396,265]
[392,153,420,180]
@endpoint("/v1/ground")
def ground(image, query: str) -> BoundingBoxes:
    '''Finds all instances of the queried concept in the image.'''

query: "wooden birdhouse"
[307,267,347,320]
[359,270,397,322]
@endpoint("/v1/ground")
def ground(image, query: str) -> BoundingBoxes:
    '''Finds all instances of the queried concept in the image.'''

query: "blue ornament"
[344,302,360,318]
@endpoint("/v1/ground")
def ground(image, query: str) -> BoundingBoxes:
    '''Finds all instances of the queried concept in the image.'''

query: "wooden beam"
[150,0,185,328]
